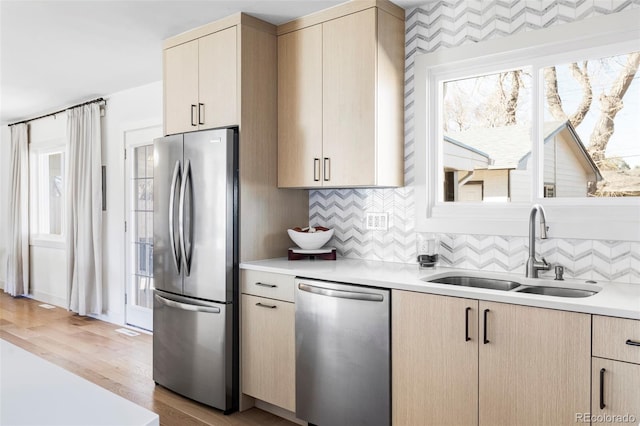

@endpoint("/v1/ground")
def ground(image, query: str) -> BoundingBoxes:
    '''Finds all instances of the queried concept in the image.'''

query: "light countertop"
[0,339,159,426]
[240,257,640,320]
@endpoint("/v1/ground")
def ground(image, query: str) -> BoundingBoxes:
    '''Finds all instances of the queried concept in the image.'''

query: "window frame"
[414,11,640,241]
[29,137,66,247]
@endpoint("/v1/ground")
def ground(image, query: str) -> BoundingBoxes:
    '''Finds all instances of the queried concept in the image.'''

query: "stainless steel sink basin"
[516,286,598,298]
[428,276,521,291]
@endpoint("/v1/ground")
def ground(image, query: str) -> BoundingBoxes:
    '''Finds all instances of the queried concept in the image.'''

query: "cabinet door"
[241,294,295,411]
[392,290,478,426]
[479,302,590,426]
[278,25,323,188]
[592,358,640,424]
[198,26,238,129]
[164,40,199,135]
[322,8,376,186]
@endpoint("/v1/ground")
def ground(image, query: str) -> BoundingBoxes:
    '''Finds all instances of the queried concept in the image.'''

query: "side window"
[30,142,65,239]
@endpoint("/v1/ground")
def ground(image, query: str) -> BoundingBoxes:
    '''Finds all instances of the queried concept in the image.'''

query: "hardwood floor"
[0,293,295,426]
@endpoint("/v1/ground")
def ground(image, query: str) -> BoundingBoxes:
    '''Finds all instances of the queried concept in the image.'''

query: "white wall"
[101,80,163,324]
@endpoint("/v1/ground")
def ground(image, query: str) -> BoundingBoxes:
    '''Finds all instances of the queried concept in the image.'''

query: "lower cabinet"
[241,293,295,411]
[591,358,640,424]
[392,290,591,426]
[591,315,640,424]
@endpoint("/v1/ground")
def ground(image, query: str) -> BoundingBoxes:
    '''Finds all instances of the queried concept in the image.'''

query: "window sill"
[30,237,65,250]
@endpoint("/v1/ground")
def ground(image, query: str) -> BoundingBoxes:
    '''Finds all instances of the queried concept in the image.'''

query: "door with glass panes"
[124,125,162,330]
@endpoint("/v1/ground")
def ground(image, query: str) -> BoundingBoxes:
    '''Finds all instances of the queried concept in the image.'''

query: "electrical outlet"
[365,212,389,231]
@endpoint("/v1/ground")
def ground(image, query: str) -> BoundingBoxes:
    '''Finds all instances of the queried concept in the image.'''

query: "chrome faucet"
[526,204,551,278]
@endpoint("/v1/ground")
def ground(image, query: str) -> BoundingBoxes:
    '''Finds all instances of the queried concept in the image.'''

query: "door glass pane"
[130,145,154,309]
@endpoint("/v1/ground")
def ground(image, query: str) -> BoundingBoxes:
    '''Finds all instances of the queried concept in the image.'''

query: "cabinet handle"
[198,103,204,125]
[465,307,471,342]
[323,157,330,181]
[626,339,640,347]
[190,104,197,127]
[483,309,490,344]
[313,158,320,182]
[255,282,276,288]
[599,368,606,409]
[256,302,277,309]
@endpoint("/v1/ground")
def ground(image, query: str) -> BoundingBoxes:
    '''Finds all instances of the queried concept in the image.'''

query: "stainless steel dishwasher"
[295,278,390,426]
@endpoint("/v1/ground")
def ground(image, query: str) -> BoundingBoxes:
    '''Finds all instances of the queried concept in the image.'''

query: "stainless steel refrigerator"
[152,127,238,413]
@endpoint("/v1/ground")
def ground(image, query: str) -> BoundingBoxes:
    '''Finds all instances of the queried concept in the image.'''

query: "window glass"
[47,153,63,234]
[543,51,640,197]
[442,68,532,202]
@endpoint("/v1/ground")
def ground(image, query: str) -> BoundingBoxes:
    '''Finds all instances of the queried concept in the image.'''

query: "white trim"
[122,123,162,331]
[414,11,640,240]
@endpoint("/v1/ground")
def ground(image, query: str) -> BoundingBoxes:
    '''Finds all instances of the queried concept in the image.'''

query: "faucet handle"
[541,257,551,270]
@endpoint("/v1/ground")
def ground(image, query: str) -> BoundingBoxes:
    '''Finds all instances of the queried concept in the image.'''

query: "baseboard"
[28,290,66,309]
[254,400,306,426]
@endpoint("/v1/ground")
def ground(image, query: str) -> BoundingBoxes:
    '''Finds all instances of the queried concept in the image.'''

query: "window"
[414,12,640,240]
[30,140,65,242]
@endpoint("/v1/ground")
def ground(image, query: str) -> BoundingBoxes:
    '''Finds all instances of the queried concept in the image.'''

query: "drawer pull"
[256,302,277,309]
[255,282,277,288]
[599,368,606,410]
[626,339,640,347]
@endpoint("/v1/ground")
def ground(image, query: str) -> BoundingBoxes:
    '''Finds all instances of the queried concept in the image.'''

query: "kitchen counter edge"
[240,258,640,320]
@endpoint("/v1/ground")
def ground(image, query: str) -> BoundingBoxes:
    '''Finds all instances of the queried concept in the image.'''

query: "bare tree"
[588,52,640,164]
[544,52,640,166]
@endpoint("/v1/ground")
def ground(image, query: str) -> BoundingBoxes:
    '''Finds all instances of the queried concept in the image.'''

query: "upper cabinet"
[162,13,310,261]
[277,1,405,188]
[164,23,238,135]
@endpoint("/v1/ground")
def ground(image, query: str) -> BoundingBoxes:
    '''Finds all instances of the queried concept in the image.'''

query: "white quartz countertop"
[240,258,640,320]
[0,339,159,426]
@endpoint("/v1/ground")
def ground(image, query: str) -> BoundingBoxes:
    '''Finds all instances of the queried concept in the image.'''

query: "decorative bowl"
[287,227,334,250]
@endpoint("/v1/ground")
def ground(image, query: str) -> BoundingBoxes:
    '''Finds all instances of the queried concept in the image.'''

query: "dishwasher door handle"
[298,283,384,302]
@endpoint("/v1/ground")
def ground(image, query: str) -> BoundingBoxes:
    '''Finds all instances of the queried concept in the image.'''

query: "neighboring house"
[443,121,602,202]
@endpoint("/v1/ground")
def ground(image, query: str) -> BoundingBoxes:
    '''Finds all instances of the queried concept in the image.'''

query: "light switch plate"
[365,212,389,231]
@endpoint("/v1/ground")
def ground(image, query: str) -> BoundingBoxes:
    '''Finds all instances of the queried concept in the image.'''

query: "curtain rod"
[8,97,107,127]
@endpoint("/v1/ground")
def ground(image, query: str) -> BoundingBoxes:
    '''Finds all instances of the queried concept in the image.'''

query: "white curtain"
[5,123,29,296]
[66,103,103,315]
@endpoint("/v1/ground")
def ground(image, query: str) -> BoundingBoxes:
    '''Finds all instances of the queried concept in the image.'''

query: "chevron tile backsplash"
[309,0,640,284]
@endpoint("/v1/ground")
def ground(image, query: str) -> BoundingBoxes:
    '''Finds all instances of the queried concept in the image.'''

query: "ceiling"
[0,0,422,126]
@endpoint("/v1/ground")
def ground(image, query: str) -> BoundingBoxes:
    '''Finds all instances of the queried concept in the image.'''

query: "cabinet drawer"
[593,315,640,364]
[240,269,295,302]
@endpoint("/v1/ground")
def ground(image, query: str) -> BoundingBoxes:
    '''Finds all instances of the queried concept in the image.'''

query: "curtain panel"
[66,103,103,315]
[5,123,29,296]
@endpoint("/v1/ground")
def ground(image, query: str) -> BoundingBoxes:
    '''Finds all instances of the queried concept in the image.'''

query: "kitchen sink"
[427,276,521,291]
[516,286,599,298]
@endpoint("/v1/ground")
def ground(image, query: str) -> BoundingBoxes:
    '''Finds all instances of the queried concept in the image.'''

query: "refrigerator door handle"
[154,294,221,314]
[298,282,384,302]
[169,161,182,274]
[179,159,193,276]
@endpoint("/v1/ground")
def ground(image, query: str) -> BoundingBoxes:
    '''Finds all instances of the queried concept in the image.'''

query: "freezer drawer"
[153,290,234,411]
[295,279,390,426]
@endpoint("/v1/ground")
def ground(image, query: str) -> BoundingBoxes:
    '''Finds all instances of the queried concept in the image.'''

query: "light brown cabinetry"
[277,1,404,188]
[478,301,590,426]
[163,13,309,262]
[591,315,640,424]
[164,26,237,135]
[392,290,591,426]
[240,270,295,412]
[392,291,478,426]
